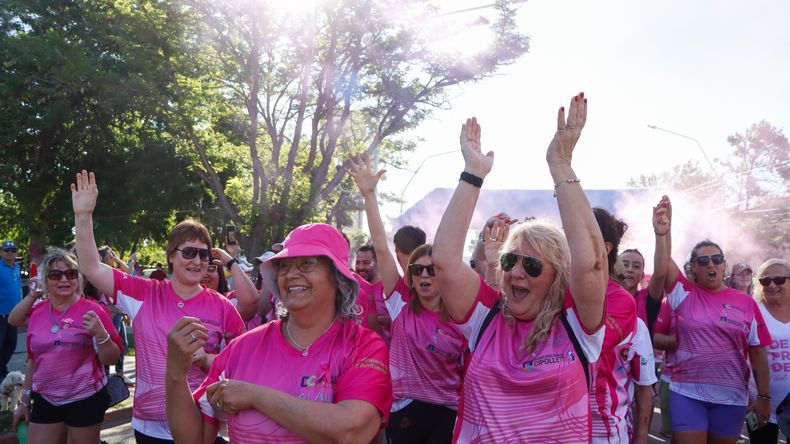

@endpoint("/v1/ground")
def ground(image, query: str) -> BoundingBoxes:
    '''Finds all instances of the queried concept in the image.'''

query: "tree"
[168,0,529,258]
[0,0,206,256]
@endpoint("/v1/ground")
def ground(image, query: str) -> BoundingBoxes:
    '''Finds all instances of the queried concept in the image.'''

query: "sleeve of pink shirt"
[665,274,694,310]
[192,342,232,425]
[653,298,673,335]
[748,298,772,348]
[221,297,247,342]
[111,268,158,304]
[630,318,658,386]
[334,329,393,421]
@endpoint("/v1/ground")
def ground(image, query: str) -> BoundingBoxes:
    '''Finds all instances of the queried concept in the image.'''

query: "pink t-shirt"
[112,269,246,439]
[385,277,467,410]
[192,319,393,443]
[634,288,648,327]
[27,297,122,405]
[623,318,658,443]
[666,274,771,405]
[653,298,676,383]
[354,273,373,329]
[452,276,605,443]
[589,280,638,443]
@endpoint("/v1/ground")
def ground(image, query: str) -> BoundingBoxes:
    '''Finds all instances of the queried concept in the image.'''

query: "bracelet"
[225,258,239,270]
[96,334,111,345]
[553,178,580,197]
[757,394,772,401]
[459,171,484,188]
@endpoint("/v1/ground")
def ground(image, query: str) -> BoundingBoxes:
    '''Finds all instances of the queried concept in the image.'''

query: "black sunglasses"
[47,269,79,281]
[759,276,789,287]
[408,264,435,277]
[500,252,543,277]
[176,247,211,262]
[693,254,725,266]
[2,249,17,253]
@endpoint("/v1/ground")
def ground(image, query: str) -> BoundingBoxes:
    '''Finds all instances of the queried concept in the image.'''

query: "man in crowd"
[0,240,21,378]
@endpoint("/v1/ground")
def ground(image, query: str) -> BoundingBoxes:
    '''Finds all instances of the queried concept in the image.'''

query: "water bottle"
[17,422,27,444]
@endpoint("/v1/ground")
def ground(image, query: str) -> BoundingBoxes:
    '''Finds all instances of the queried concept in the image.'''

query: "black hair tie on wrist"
[460,171,483,188]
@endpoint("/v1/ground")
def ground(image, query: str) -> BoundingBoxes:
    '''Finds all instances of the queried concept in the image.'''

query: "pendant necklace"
[49,296,79,334]
[177,300,185,308]
[286,319,336,357]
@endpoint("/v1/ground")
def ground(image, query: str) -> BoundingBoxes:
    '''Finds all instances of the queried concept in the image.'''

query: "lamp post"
[397,150,459,213]
[647,125,718,174]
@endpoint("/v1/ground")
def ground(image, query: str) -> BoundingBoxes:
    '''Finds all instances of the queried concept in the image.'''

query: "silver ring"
[217,400,223,408]
[189,333,197,342]
[490,237,497,241]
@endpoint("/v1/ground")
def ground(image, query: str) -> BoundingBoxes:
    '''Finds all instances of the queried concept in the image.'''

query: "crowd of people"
[0,92,788,444]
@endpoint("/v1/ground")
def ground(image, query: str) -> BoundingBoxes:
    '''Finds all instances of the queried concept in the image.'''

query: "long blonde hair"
[498,220,571,353]
[754,258,790,304]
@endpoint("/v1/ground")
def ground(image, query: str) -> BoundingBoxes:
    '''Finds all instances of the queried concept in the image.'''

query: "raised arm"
[215,245,264,321]
[433,117,493,321]
[348,154,400,296]
[547,93,607,331]
[72,171,116,296]
[650,196,680,299]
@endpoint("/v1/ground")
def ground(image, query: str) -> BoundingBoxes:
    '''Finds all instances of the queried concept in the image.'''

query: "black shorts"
[31,386,111,427]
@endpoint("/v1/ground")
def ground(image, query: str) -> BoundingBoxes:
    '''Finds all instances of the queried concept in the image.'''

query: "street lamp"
[647,125,718,174]
[396,150,459,213]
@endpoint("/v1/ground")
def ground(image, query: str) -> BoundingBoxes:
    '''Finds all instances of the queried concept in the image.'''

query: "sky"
[375,0,790,220]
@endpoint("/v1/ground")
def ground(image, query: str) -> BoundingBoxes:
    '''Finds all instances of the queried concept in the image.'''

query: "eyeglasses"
[500,252,543,277]
[693,254,725,266]
[276,257,320,275]
[176,247,211,262]
[47,269,79,281]
[408,264,435,277]
[206,264,218,273]
[759,276,789,287]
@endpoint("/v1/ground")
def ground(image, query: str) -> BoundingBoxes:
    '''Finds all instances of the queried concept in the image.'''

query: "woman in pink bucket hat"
[167,223,393,444]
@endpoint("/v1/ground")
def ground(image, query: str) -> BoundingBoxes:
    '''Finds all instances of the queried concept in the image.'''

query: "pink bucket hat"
[261,223,359,299]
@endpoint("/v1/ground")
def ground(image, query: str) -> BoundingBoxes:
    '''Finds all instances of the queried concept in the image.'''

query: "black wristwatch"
[225,258,239,271]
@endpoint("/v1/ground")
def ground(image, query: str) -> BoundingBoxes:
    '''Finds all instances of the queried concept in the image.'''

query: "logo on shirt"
[719,304,749,332]
[522,352,575,370]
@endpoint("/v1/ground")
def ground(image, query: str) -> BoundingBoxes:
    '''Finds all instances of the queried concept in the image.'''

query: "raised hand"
[483,219,510,267]
[459,117,493,178]
[348,153,385,197]
[652,195,671,235]
[167,317,209,377]
[547,92,587,167]
[71,170,99,216]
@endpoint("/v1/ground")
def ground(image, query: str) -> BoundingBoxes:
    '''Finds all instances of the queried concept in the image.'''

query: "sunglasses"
[500,252,543,277]
[176,247,211,262]
[759,276,789,287]
[47,269,79,281]
[408,264,435,277]
[2,249,17,253]
[693,254,725,266]
[276,257,320,275]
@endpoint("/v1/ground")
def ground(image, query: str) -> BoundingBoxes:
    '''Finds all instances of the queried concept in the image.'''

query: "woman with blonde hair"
[750,258,790,444]
[349,153,467,443]
[432,93,609,442]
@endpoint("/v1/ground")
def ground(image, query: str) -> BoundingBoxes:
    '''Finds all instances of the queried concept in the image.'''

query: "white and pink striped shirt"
[193,319,393,443]
[590,280,639,443]
[654,298,676,383]
[111,269,246,439]
[666,274,771,405]
[385,277,467,411]
[452,276,605,443]
[27,297,122,405]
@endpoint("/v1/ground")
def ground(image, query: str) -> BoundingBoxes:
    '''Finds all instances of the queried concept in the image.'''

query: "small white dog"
[0,371,25,411]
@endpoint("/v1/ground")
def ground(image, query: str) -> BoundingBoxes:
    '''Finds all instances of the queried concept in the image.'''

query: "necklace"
[286,319,336,357]
[49,296,79,334]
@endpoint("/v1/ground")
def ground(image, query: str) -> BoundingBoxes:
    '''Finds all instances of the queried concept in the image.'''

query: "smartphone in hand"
[226,224,237,245]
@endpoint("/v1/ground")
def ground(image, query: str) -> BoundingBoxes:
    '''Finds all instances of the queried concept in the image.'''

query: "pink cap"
[261,224,358,300]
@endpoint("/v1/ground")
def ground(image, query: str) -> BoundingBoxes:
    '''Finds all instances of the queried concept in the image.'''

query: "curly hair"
[39,247,84,297]
[497,219,571,353]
